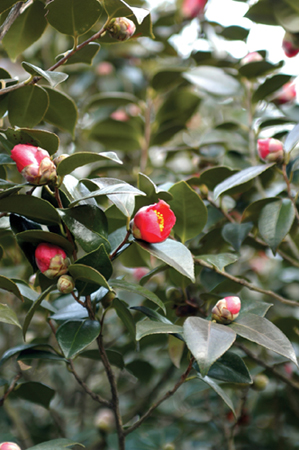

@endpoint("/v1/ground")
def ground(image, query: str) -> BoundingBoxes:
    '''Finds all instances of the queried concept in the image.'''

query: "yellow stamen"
[153,209,164,232]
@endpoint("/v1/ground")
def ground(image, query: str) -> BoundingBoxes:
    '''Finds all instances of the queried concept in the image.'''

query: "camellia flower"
[35,243,69,279]
[257,138,284,162]
[282,32,299,58]
[240,51,263,65]
[11,144,57,185]
[106,17,136,41]
[0,443,22,450]
[182,0,208,18]
[272,81,297,105]
[130,200,176,243]
[57,274,75,294]
[211,296,241,324]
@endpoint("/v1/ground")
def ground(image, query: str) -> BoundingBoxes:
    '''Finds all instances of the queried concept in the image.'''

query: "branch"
[0,373,22,406]
[194,257,298,307]
[124,357,194,437]
[0,2,23,42]
[282,163,299,225]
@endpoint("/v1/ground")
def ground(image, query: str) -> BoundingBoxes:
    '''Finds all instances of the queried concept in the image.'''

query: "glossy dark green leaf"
[206,351,252,384]
[155,89,201,128]
[50,301,88,321]
[0,0,25,14]
[151,68,185,91]
[0,276,23,302]
[4,128,59,154]
[131,305,172,324]
[136,319,183,341]
[284,123,299,154]
[113,298,136,340]
[214,164,274,199]
[253,74,292,103]
[137,173,173,203]
[22,62,68,88]
[60,43,101,65]
[0,195,61,225]
[27,439,84,450]
[68,263,111,293]
[184,317,236,377]
[79,349,125,369]
[274,0,299,32]
[0,343,52,367]
[258,199,295,253]
[23,285,56,340]
[57,151,122,177]
[8,85,49,128]
[0,303,21,328]
[15,282,56,312]
[239,60,284,79]
[245,0,277,25]
[238,299,272,318]
[135,239,195,282]
[230,313,298,365]
[56,319,101,359]
[197,373,235,415]
[110,279,166,313]
[242,197,278,223]
[43,87,78,136]
[183,66,240,96]
[75,244,112,281]
[46,0,103,37]
[126,360,154,383]
[219,25,249,40]
[12,381,55,408]
[199,253,238,271]
[198,166,238,191]
[2,1,48,60]
[222,223,253,252]
[17,349,66,363]
[16,230,74,256]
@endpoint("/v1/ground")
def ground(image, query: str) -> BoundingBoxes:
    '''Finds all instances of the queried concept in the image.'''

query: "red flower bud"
[282,32,299,58]
[211,296,241,324]
[130,200,176,243]
[11,144,57,185]
[35,243,69,279]
[182,0,208,18]
[0,444,22,450]
[106,17,136,41]
[257,138,284,162]
[272,81,297,105]
[57,274,75,294]
[240,52,263,65]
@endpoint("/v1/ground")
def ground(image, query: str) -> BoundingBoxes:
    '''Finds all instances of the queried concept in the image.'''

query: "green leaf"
[87,91,139,109]
[198,166,238,191]
[258,199,295,253]
[238,60,284,79]
[75,244,112,281]
[183,66,240,96]
[0,303,21,328]
[0,343,53,367]
[214,164,274,200]
[0,195,61,225]
[284,123,299,154]
[230,313,298,366]
[113,298,136,340]
[221,223,253,252]
[253,74,292,103]
[207,351,252,384]
[126,360,155,383]
[22,62,68,88]
[135,239,195,282]
[2,1,48,60]
[0,276,23,302]
[79,349,124,369]
[168,334,185,368]
[197,373,236,415]
[169,181,207,243]
[17,349,66,363]
[244,0,277,25]
[274,0,299,32]
[68,264,111,294]
[16,230,74,256]
[46,0,103,37]
[110,279,166,314]
[12,381,55,408]
[4,128,59,154]
[23,285,56,340]
[242,197,278,223]
[137,173,173,203]
[102,0,150,25]
[183,317,236,377]
[56,319,101,359]
[60,43,101,65]
[8,85,49,128]
[57,151,122,177]
[198,253,238,271]
[131,305,172,325]
[43,87,78,136]
[0,0,26,14]
[27,439,84,450]
[136,319,183,341]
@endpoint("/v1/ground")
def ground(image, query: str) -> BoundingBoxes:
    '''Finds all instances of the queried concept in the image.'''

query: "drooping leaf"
[56,319,101,359]
[197,373,236,415]
[23,285,56,340]
[198,253,238,271]
[221,222,253,252]
[0,276,23,302]
[8,85,49,128]
[113,298,136,340]
[0,303,21,328]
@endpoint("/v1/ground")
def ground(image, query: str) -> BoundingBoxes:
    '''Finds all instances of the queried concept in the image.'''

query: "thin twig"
[282,163,299,225]
[0,2,23,42]
[140,98,152,173]
[109,230,131,260]
[124,357,195,437]
[0,373,22,406]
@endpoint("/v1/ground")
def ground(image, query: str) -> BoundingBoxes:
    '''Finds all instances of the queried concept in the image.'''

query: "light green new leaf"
[56,319,101,359]
[8,85,49,128]
[0,303,21,328]
[22,62,68,88]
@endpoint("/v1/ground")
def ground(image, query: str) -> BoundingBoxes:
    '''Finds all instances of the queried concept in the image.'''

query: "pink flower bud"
[57,274,75,294]
[211,296,241,324]
[272,81,297,105]
[35,243,69,279]
[240,52,263,65]
[11,144,57,185]
[257,138,284,162]
[106,17,136,41]
[0,443,22,450]
[282,32,299,58]
[130,200,176,244]
[182,0,208,18]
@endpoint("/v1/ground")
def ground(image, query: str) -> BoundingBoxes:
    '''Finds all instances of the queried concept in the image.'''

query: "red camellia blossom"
[0,444,22,450]
[272,81,297,105]
[211,296,241,324]
[257,138,284,162]
[35,243,69,279]
[131,200,176,243]
[11,144,57,185]
[282,32,299,58]
[182,0,208,18]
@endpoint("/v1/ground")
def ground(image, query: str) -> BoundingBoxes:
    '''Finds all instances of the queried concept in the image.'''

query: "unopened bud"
[0,443,22,450]
[252,374,269,391]
[282,32,299,58]
[106,17,136,41]
[240,52,263,65]
[35,243,69,279]
[53,154,69,167]
[257,138,284,163]
[57,274,75,294]
[94,408,115,432]
[211,296,241,324]
[272,81,297,105]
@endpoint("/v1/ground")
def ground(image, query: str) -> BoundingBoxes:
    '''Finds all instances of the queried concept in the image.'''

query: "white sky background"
[147,0,299,76]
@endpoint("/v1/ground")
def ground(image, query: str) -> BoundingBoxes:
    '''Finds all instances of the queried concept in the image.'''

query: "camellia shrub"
[1,0,299,449]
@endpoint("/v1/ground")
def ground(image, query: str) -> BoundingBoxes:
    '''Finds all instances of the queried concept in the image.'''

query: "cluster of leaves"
[1,0,299,449]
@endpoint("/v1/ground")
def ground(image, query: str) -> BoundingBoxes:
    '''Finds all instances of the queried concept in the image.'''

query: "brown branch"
[0,2,23,42]
[282,163,299,225]
[124,357,195,437]
[109,230,131,260]
[0,373,22,406]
